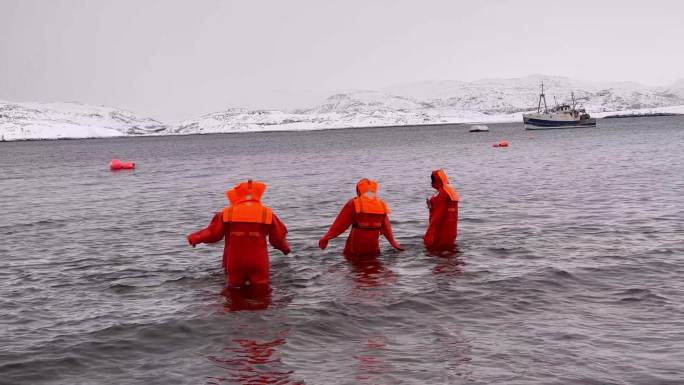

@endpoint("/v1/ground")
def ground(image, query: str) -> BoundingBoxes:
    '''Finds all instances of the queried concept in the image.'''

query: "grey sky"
[1,0,682,121]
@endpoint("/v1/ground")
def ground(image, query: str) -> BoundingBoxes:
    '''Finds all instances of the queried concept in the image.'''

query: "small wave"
[108,283,138,294]
[615,288,668,303]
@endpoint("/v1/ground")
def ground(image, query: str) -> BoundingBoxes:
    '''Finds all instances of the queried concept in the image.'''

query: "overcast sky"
[1,0,683,121]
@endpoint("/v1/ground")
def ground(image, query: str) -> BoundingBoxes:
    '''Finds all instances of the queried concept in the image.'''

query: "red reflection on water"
[207,286,302,384]
[221,284,272,312]
[353,335,400,385]
[346,255,396,289]
[429,248,466,278]
[206,332,302,385]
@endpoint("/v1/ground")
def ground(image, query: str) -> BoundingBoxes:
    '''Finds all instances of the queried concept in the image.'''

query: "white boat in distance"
[469,124,489,132]
[523,84,596,129]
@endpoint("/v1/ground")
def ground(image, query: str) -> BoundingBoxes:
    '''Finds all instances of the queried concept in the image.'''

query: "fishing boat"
[523,84,596,129]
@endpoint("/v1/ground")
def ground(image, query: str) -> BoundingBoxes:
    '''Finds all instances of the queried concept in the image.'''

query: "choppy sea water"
[1,117,684,385]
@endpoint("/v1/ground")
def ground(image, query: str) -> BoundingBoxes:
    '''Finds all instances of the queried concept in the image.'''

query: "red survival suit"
[424,169,460,252]
[319,179,403,257]
[187,180,290,287]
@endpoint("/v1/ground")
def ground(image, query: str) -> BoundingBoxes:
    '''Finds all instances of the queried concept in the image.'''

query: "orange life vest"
[352,178,389,229]
[222,179,273,225]
[222,203,273,225]
[352,196,389,215]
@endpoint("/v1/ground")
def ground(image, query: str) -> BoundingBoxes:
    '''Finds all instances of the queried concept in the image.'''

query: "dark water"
[1,117,684,385]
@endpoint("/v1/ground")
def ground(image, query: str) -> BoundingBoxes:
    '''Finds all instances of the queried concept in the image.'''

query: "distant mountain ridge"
[2,75,684,140]
[174,75,684,135]
[383,74,684,113]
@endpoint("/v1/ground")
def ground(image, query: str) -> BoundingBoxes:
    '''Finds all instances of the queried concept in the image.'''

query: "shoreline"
[602,112,680,119]
[1,113,682,143]
[0,122,466,143]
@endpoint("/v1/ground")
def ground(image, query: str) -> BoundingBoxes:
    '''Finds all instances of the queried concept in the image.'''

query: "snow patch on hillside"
[0,101,166,140]
[592,104,684,117]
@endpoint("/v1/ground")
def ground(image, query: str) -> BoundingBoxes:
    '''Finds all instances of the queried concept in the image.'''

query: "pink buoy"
[110,159,135,171]
[110,159,123,170]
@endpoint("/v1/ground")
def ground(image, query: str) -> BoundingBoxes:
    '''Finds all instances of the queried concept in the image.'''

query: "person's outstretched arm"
[268,213,291,255]
[381,215,404,251]
[319,200,354,249]
[187,212,225,247]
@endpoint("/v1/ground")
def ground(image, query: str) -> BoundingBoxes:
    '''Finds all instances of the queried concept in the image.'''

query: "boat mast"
[537,83,548,113]
[571,91,576,110]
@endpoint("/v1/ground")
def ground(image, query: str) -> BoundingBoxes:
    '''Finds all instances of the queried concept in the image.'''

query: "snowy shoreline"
[2,109,682,143]
[3,75,684,141]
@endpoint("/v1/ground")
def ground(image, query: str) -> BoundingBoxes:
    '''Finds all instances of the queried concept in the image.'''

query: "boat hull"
[523,115,596,129]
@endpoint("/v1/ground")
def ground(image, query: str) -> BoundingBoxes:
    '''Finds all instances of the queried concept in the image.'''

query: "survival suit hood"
[226,179,266,205]
[431,170,459,202]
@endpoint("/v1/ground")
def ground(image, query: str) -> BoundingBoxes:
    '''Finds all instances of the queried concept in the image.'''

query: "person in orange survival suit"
[318,178,403,256]
[187,180,291,288]
[424,169,460,252]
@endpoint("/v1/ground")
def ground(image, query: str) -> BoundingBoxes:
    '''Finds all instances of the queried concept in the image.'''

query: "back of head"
[356,178,379,198]
[353,178,388,215]
[223,179,272,224]
[226,179,267,205]
[431,169,459,202]
[431,169,449,190]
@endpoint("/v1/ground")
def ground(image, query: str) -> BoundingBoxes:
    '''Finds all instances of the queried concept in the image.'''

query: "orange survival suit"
[424,169,459,251]
[187,180,290,287]
[318,179,403,257]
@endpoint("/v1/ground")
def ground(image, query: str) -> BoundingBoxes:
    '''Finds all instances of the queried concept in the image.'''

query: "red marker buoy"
[110,159,135,171]
[493,140,509,148]
[110,159,122,170]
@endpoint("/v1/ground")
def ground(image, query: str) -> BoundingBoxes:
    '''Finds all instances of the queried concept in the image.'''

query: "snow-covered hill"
[385,75,684,113]
[2,75,684,140]
[174,75,684,134]
[0,101,167,140]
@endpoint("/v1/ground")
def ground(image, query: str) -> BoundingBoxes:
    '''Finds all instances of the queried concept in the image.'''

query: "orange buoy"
[110,159,135,171]
[493,140,509,148]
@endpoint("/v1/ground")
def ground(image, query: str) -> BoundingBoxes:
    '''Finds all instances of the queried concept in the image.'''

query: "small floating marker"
[110,159,135,170]
[492,140,509,148]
